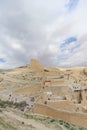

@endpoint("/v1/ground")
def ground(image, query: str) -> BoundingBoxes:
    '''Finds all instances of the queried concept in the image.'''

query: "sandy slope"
[0,108,68,130]
[3,111,51,130]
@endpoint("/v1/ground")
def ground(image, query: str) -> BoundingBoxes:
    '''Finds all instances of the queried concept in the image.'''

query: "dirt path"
[3,111,53,130]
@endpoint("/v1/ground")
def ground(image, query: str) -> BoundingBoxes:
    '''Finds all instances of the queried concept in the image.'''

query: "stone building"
[69,85,82,103]
[81,88,87,106]
[69,85,87,108]
[29,59,43,70]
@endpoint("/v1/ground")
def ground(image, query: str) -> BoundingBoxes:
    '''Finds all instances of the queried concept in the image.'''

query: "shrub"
[44,101,47,104]
[14,101,27,109]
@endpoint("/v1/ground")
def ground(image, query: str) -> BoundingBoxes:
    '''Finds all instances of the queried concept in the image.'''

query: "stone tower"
[29,59,43,70]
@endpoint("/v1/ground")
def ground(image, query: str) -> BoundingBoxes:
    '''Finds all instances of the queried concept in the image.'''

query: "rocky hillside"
[0,106,86,130]
[0,59,87,101]
[0,59,87,129]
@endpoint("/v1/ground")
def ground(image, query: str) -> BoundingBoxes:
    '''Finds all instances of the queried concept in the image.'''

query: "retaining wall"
[33,103,87,128]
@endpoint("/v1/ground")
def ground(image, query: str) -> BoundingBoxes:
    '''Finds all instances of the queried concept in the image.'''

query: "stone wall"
[47,100,82,112]
[33,103,87,128]
[51,80,64,86]
[49,86,68,96]
[81,90,87,106]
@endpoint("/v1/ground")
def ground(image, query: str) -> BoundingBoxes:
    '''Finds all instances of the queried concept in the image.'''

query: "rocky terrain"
[0,59,87,101]
[0,105,86,130]
[0,59,87,129]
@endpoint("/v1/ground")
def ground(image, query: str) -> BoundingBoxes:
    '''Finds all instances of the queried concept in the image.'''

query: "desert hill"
[0,59,87,128]
[0,58,87,101]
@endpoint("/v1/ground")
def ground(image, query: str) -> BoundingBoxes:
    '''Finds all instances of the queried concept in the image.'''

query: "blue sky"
[60,37,77,48]
[0,0,87,68]
[0,58,5,63]
[65,0,79,11]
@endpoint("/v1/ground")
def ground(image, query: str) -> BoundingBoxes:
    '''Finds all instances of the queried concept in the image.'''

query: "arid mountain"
[0,59,87,128]
[0,59,87,101]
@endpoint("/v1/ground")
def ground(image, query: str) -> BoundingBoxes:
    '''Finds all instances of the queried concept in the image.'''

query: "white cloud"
[0,0,86,68]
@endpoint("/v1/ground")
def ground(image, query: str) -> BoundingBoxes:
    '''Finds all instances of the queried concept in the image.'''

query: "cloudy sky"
[0,0,87,68]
